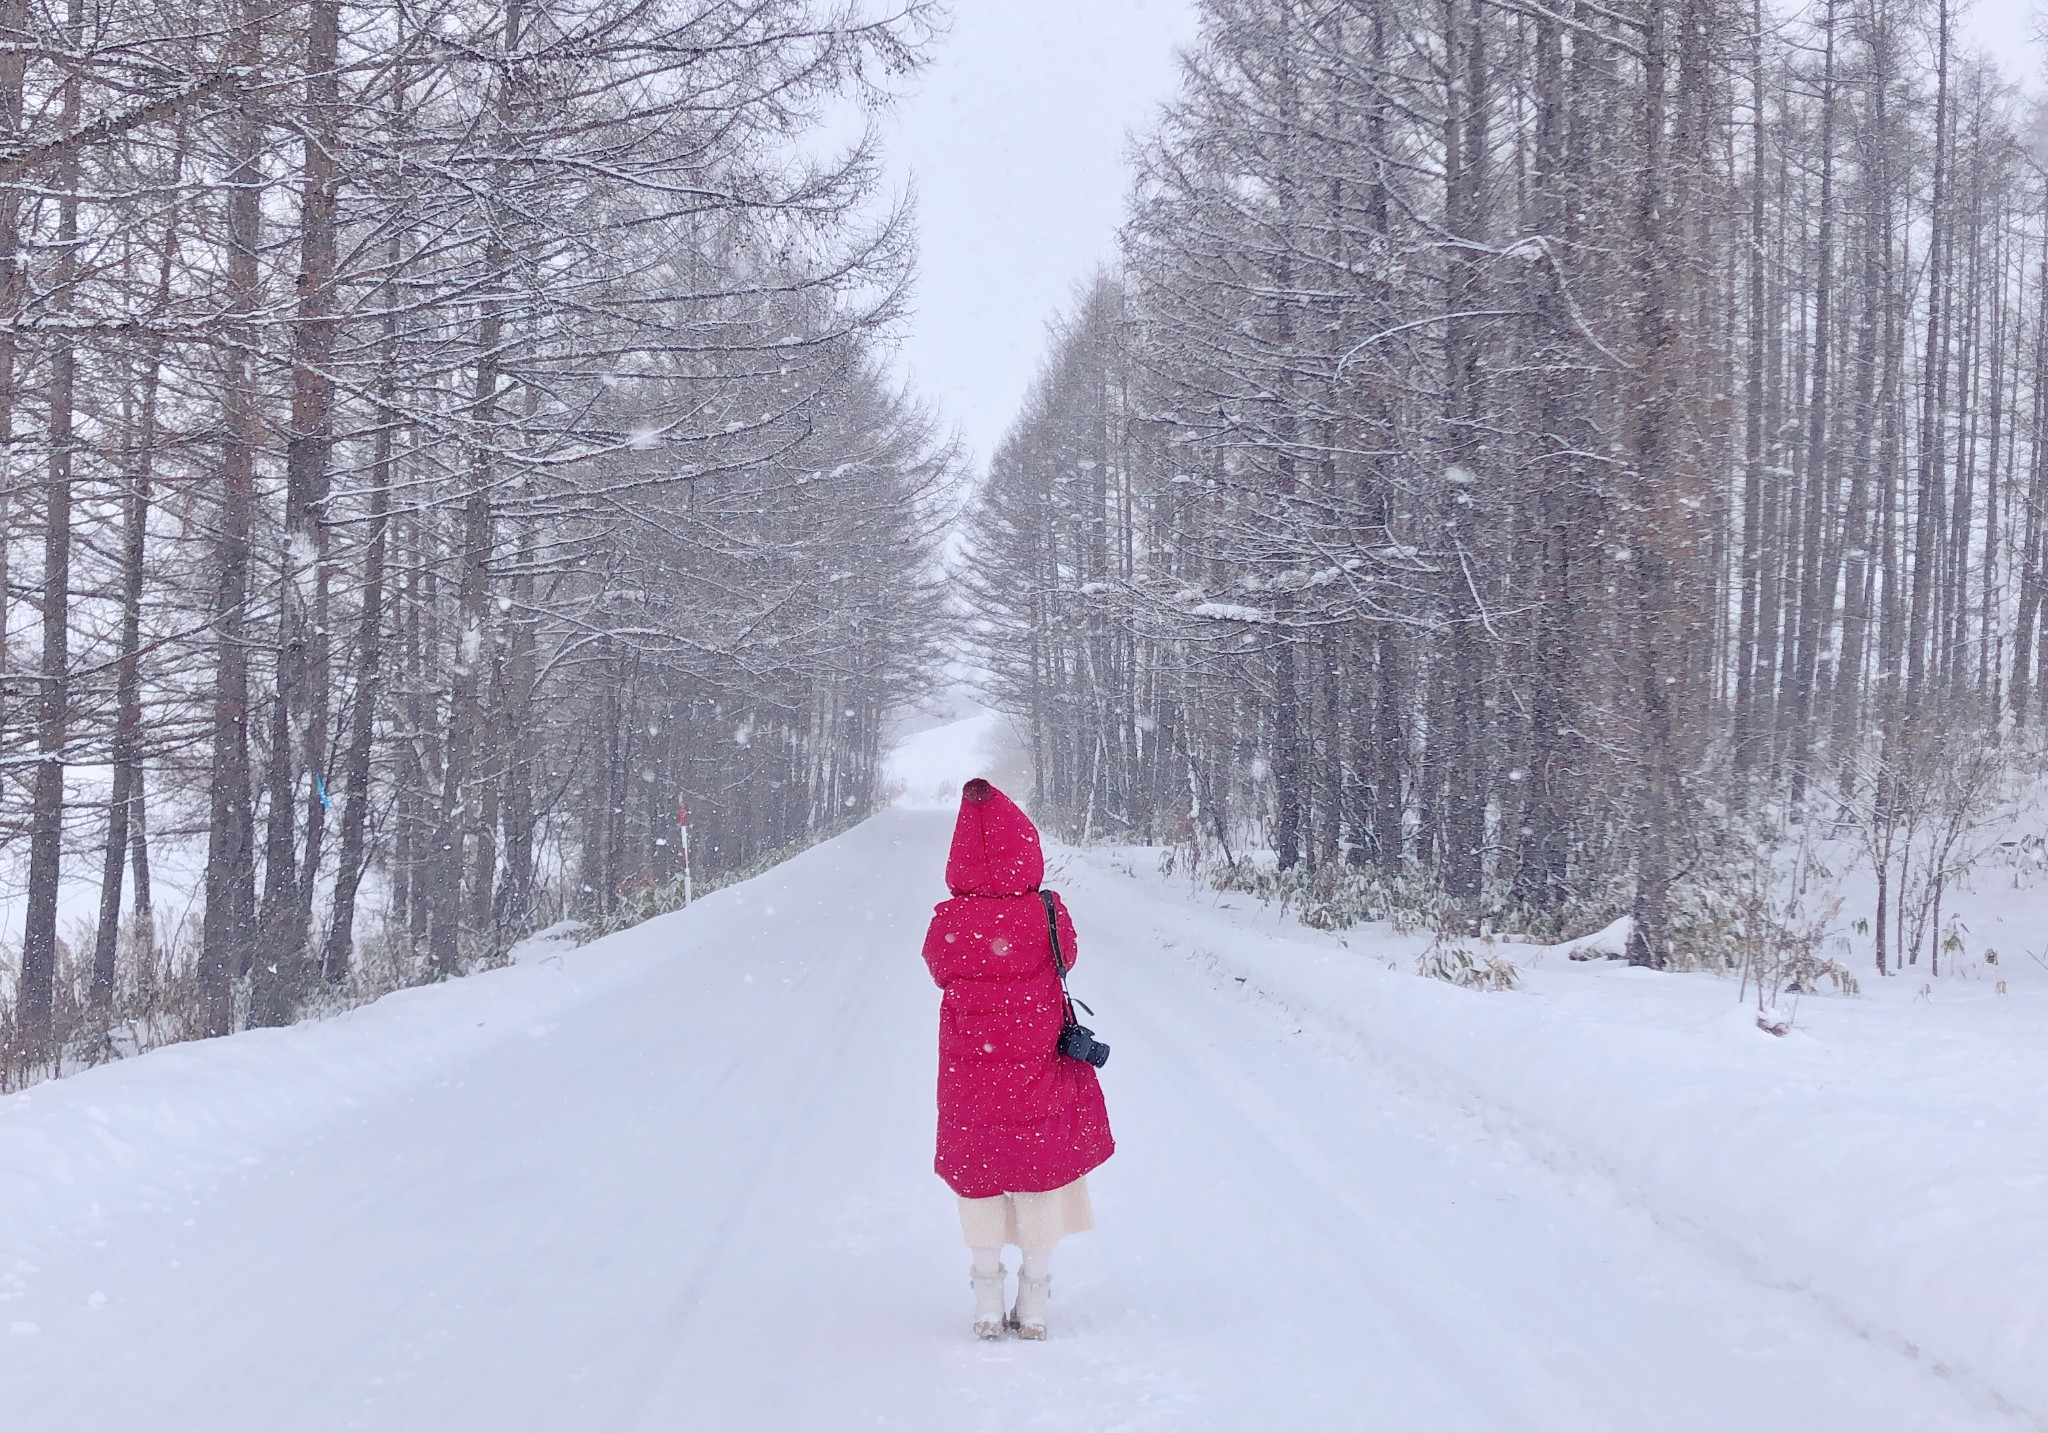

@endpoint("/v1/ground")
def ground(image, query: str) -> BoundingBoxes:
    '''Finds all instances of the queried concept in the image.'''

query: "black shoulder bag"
[1040,890,1110,1069]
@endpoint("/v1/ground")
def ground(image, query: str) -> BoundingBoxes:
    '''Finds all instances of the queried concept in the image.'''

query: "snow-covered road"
[1,808,2031,1431]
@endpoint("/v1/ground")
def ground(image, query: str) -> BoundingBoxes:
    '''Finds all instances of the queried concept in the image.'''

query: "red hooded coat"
[921,779,1115,1199]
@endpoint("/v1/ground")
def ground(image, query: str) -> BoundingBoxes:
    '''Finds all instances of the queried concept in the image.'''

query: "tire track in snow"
[1101,934,1598,1431]
[600,912,888,1429]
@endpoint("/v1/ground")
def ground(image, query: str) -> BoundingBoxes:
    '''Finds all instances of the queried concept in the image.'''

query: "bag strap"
[1039,890,1093,1020]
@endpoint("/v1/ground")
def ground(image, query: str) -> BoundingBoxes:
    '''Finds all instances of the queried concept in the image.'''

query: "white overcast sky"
[869,0,2044,472]
[1968,0,2045,62]
[870,0,1203,469]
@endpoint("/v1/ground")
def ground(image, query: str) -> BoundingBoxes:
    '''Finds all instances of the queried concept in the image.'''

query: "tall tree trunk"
[1732,0,1768,790]
[1907,0,1951,700]
[495,515,540,930]
[1787,0,1839,803]
[1436,0,1488,909]
[92,134,183,1015]
[323,218,405,982]
[322,438,391,983]
[290,0,343,947]
[1625,0,1697,970]
[251,0,345,1023]
[89,472,153,1018]
[0,0,25,757]
[18,0,83,1062]
[198,22,267,1038]
[431,0,521,970]
[2012,193,2048,723]
[18,447,72,1062]
[1512,0,1590,914]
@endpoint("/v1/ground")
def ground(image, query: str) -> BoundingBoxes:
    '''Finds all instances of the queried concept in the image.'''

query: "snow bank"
[882,707,1003,807]
[1540,913,1632,962]
[1065,846,2048,1426]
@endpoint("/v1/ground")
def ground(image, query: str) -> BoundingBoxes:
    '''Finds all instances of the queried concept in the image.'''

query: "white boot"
[1010,1272,1051,1340]
[970,1259,1008,1339]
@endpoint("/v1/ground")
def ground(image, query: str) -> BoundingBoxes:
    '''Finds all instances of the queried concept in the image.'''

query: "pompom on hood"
[943,778,1044,897]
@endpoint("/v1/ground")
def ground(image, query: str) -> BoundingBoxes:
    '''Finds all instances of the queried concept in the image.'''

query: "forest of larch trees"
[973,0,2048,980]
[0,0,952,1084]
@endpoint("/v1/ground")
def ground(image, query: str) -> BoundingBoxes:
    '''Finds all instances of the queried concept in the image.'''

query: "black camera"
[1059,1018,1111,1069]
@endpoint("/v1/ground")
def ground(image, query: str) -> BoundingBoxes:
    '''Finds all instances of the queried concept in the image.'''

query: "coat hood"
[944,779,1044,897]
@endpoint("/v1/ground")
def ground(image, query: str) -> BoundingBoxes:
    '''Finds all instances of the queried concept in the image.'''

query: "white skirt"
[956,1176,1094,1251]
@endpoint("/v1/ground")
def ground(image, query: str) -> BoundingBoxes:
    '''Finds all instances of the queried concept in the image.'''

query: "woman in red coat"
[922,778,1114,1340]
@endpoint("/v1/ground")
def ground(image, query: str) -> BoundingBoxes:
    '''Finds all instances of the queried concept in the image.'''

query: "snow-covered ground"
[1,734,2041,1429]
[882,696,1022,808]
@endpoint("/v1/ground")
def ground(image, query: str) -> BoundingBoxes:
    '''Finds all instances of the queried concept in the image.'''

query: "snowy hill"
[2,804,2041,1430]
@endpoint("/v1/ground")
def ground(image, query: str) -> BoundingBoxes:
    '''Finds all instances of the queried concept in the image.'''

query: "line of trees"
[0,0,951,1083]
[970,0,2044,969]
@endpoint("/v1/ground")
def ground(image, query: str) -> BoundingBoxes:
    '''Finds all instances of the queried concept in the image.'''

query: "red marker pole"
[677,800,694,907]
